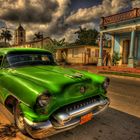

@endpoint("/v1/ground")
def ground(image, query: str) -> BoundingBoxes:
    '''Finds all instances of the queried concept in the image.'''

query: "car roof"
[0,47,51,55]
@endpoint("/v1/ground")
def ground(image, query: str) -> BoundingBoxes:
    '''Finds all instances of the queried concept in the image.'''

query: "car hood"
[6,65,106,119]
[11,65,92,94]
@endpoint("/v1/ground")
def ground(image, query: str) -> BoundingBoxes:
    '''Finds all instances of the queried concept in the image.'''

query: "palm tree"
[43,38,67,55]
[33,32,44,48]
[52,38,66,48]
[0,29,12,45]
[33,32,43,41]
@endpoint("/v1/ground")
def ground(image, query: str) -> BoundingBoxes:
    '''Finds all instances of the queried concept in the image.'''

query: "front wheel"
[14,101,27,135]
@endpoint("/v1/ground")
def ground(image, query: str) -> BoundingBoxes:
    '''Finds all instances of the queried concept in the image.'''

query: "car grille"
[52,95,109,127]
[60,95,101,113]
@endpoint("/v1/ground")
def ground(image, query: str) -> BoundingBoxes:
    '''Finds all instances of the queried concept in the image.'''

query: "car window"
[5,51,56,67]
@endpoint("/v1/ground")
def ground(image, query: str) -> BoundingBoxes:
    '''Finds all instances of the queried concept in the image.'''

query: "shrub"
[112,52,121,66]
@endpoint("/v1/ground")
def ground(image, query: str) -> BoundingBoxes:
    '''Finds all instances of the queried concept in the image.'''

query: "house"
[56,45,110,65]
[99,8,140,68]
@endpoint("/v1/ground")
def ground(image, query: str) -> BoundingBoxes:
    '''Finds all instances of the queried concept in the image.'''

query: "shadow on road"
[0,107,140,140]
[47,107,140,140]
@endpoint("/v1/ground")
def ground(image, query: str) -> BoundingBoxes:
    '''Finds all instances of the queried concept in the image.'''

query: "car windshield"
[5,51,56,67]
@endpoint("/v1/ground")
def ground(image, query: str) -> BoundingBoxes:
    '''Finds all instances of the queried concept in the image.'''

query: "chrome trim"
[53,98,109,125]
[24,118,78,139]
[24,98,110,139]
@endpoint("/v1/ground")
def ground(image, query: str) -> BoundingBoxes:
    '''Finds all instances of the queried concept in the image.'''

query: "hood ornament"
[80,86,86,93]
[74,73,83,78]
[64,73,83,78]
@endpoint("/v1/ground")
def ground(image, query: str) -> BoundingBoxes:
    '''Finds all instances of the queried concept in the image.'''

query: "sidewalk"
[64,65,140,81]
[97,66,140,74]
[64,65,98,73]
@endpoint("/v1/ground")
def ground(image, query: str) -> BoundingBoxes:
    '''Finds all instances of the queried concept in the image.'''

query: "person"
[103,52,111,66]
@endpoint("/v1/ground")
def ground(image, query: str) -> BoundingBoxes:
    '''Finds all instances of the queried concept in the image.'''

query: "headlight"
[103,77,110,89]
[36,92,51,107]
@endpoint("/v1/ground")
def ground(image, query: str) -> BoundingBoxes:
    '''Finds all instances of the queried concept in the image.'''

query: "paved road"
[0,77,140,140]
[108,77,140,118]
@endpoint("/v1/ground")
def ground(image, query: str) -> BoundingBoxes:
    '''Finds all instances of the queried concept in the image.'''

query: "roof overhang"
[100,24,140,35]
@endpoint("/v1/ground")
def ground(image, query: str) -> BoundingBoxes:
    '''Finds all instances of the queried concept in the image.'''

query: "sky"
[0,0,140,44]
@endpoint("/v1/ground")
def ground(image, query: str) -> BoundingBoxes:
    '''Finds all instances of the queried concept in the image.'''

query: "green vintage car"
[0,48,110,139]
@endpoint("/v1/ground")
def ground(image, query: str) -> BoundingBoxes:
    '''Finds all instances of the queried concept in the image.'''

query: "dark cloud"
[66,0,131,26]
[0,0,137,43]
[42,0,71,36]
[0,0,59,24]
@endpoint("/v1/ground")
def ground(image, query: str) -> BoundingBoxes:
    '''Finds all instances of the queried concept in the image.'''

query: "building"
[0,42,10,48]
[13,25,111,64]
[13,37,53,49]
[99,8,140,68]
[13,24,53,49]
[56,45,110,65]
[14,24,26,45]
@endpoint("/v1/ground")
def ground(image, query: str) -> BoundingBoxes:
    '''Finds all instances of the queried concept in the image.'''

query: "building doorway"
[61,50,67,62]
[86,48,91,64]
[122,40,130,64]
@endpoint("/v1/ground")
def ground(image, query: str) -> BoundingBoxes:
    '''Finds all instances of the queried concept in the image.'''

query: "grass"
[99,71,140,78]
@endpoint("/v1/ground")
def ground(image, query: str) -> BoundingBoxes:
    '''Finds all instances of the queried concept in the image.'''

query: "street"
[0,77,140,140]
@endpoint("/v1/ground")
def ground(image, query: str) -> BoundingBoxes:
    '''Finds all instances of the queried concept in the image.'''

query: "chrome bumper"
[24,98,110,139]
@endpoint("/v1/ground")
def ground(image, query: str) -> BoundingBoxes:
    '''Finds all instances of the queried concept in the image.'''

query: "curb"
[99,73,140,81]
[82,69,140,81]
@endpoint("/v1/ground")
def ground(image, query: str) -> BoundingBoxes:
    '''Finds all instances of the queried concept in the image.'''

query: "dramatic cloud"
[81,22,99,30]
[0,0,135,43]
[131,0,140,8]
[66,0,130,25]
[0,0,71,42]
[23,0,71,41]
[0,0,58,24]
[45,0,71,35]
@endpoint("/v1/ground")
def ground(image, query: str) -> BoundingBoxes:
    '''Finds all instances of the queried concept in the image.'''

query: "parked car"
[0,48,110,139]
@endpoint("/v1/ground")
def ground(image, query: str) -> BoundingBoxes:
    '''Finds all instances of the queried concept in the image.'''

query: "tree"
[112,52,121,66]
[74,26,99,45]
[33,32,43,41]
[52,38,66,48]
[33,32,44,47]
[0,29,12,44]
[44,38,67,54]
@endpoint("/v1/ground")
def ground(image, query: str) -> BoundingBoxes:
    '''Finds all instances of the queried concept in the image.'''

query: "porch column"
[128,27,136,68]
[111,34,115,66]
[98,32,103,66]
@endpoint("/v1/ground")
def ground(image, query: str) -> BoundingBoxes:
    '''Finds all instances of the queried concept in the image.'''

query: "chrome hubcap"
[16,107,25,129]
[18,116,24,126]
